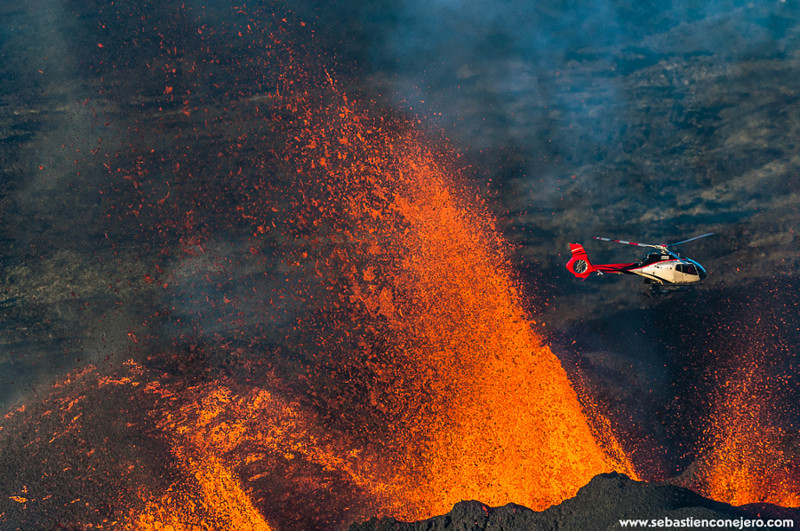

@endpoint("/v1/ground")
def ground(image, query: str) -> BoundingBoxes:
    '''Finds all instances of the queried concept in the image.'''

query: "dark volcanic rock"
[349,473,800,530]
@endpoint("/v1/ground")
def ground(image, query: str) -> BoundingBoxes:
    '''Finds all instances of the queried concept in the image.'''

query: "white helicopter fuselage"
[628,255,707,285]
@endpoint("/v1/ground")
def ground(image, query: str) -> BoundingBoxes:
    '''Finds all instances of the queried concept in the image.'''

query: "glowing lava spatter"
[693,339,800,507]
[271,77,637,517]
[0,363,275,531]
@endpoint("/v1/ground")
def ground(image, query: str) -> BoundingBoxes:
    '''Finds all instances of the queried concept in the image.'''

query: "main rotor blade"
[592,236,660,249]
[667,232,715,247]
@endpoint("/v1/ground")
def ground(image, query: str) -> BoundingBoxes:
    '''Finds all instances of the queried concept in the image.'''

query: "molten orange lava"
[273,81,636,519]
[131,453,273,531]
[695,347,800,507]
[0,363,276,530]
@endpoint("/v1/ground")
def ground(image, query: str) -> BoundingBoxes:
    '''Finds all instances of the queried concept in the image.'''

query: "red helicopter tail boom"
[566,243,637,279]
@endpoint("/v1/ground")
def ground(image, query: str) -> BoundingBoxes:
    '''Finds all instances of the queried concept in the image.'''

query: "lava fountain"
[699,364,800,507]
[269,79,636,518]
[690,328,800,507]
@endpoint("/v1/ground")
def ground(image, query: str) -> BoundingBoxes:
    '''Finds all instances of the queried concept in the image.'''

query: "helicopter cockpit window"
[677,263,698,275]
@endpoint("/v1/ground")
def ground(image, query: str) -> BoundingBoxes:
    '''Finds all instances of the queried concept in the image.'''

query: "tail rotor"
[566,243,597,279]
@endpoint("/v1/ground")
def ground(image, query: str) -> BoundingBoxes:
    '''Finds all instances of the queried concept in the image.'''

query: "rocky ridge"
[350,473,800,531]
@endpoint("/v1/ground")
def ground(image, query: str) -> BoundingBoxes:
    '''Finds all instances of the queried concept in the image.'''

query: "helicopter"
[566,233,714,293]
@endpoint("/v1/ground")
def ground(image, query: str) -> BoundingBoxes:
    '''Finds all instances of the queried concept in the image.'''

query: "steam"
[362,0,799,215]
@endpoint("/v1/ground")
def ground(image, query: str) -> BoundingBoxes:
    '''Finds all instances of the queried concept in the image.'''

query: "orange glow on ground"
[0,363,276,531]
[146,381,399,528]
[95,367,275,530]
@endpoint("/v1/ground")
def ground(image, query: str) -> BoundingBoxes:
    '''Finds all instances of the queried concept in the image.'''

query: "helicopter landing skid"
[644,281,693,296]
